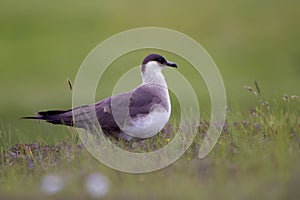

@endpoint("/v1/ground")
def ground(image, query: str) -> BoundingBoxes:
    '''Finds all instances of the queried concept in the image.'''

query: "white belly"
[123,105,170,138]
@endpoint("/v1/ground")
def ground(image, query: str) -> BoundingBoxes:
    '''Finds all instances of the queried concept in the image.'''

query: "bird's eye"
[157,58,164,63]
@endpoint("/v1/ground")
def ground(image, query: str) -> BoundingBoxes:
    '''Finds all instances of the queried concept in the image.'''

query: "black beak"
[166,61,177,68]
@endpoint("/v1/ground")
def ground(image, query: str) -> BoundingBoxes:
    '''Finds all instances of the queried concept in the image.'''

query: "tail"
[22,109,74,126]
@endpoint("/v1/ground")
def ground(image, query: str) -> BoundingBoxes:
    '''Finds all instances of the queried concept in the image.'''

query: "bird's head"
[141,54,177,76]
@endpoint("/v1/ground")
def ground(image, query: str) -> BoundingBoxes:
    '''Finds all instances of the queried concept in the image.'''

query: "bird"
[24,54,177,141]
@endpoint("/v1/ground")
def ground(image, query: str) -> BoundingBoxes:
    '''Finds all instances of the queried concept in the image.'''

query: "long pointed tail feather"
[23,109,74,127]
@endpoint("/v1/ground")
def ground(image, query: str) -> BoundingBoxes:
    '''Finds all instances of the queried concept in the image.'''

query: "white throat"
[141,61,167,87]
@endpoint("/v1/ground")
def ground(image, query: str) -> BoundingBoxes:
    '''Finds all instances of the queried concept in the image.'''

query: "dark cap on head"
[141,54,177,73]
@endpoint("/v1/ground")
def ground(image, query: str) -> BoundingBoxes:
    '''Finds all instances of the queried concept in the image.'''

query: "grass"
[1,1,300,199]
[0,94,299,199]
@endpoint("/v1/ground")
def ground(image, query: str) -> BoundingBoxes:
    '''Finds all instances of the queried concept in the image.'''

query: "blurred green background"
[0,0,299,144]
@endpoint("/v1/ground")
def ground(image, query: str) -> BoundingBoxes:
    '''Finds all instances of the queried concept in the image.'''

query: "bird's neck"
[142,70,167,88]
